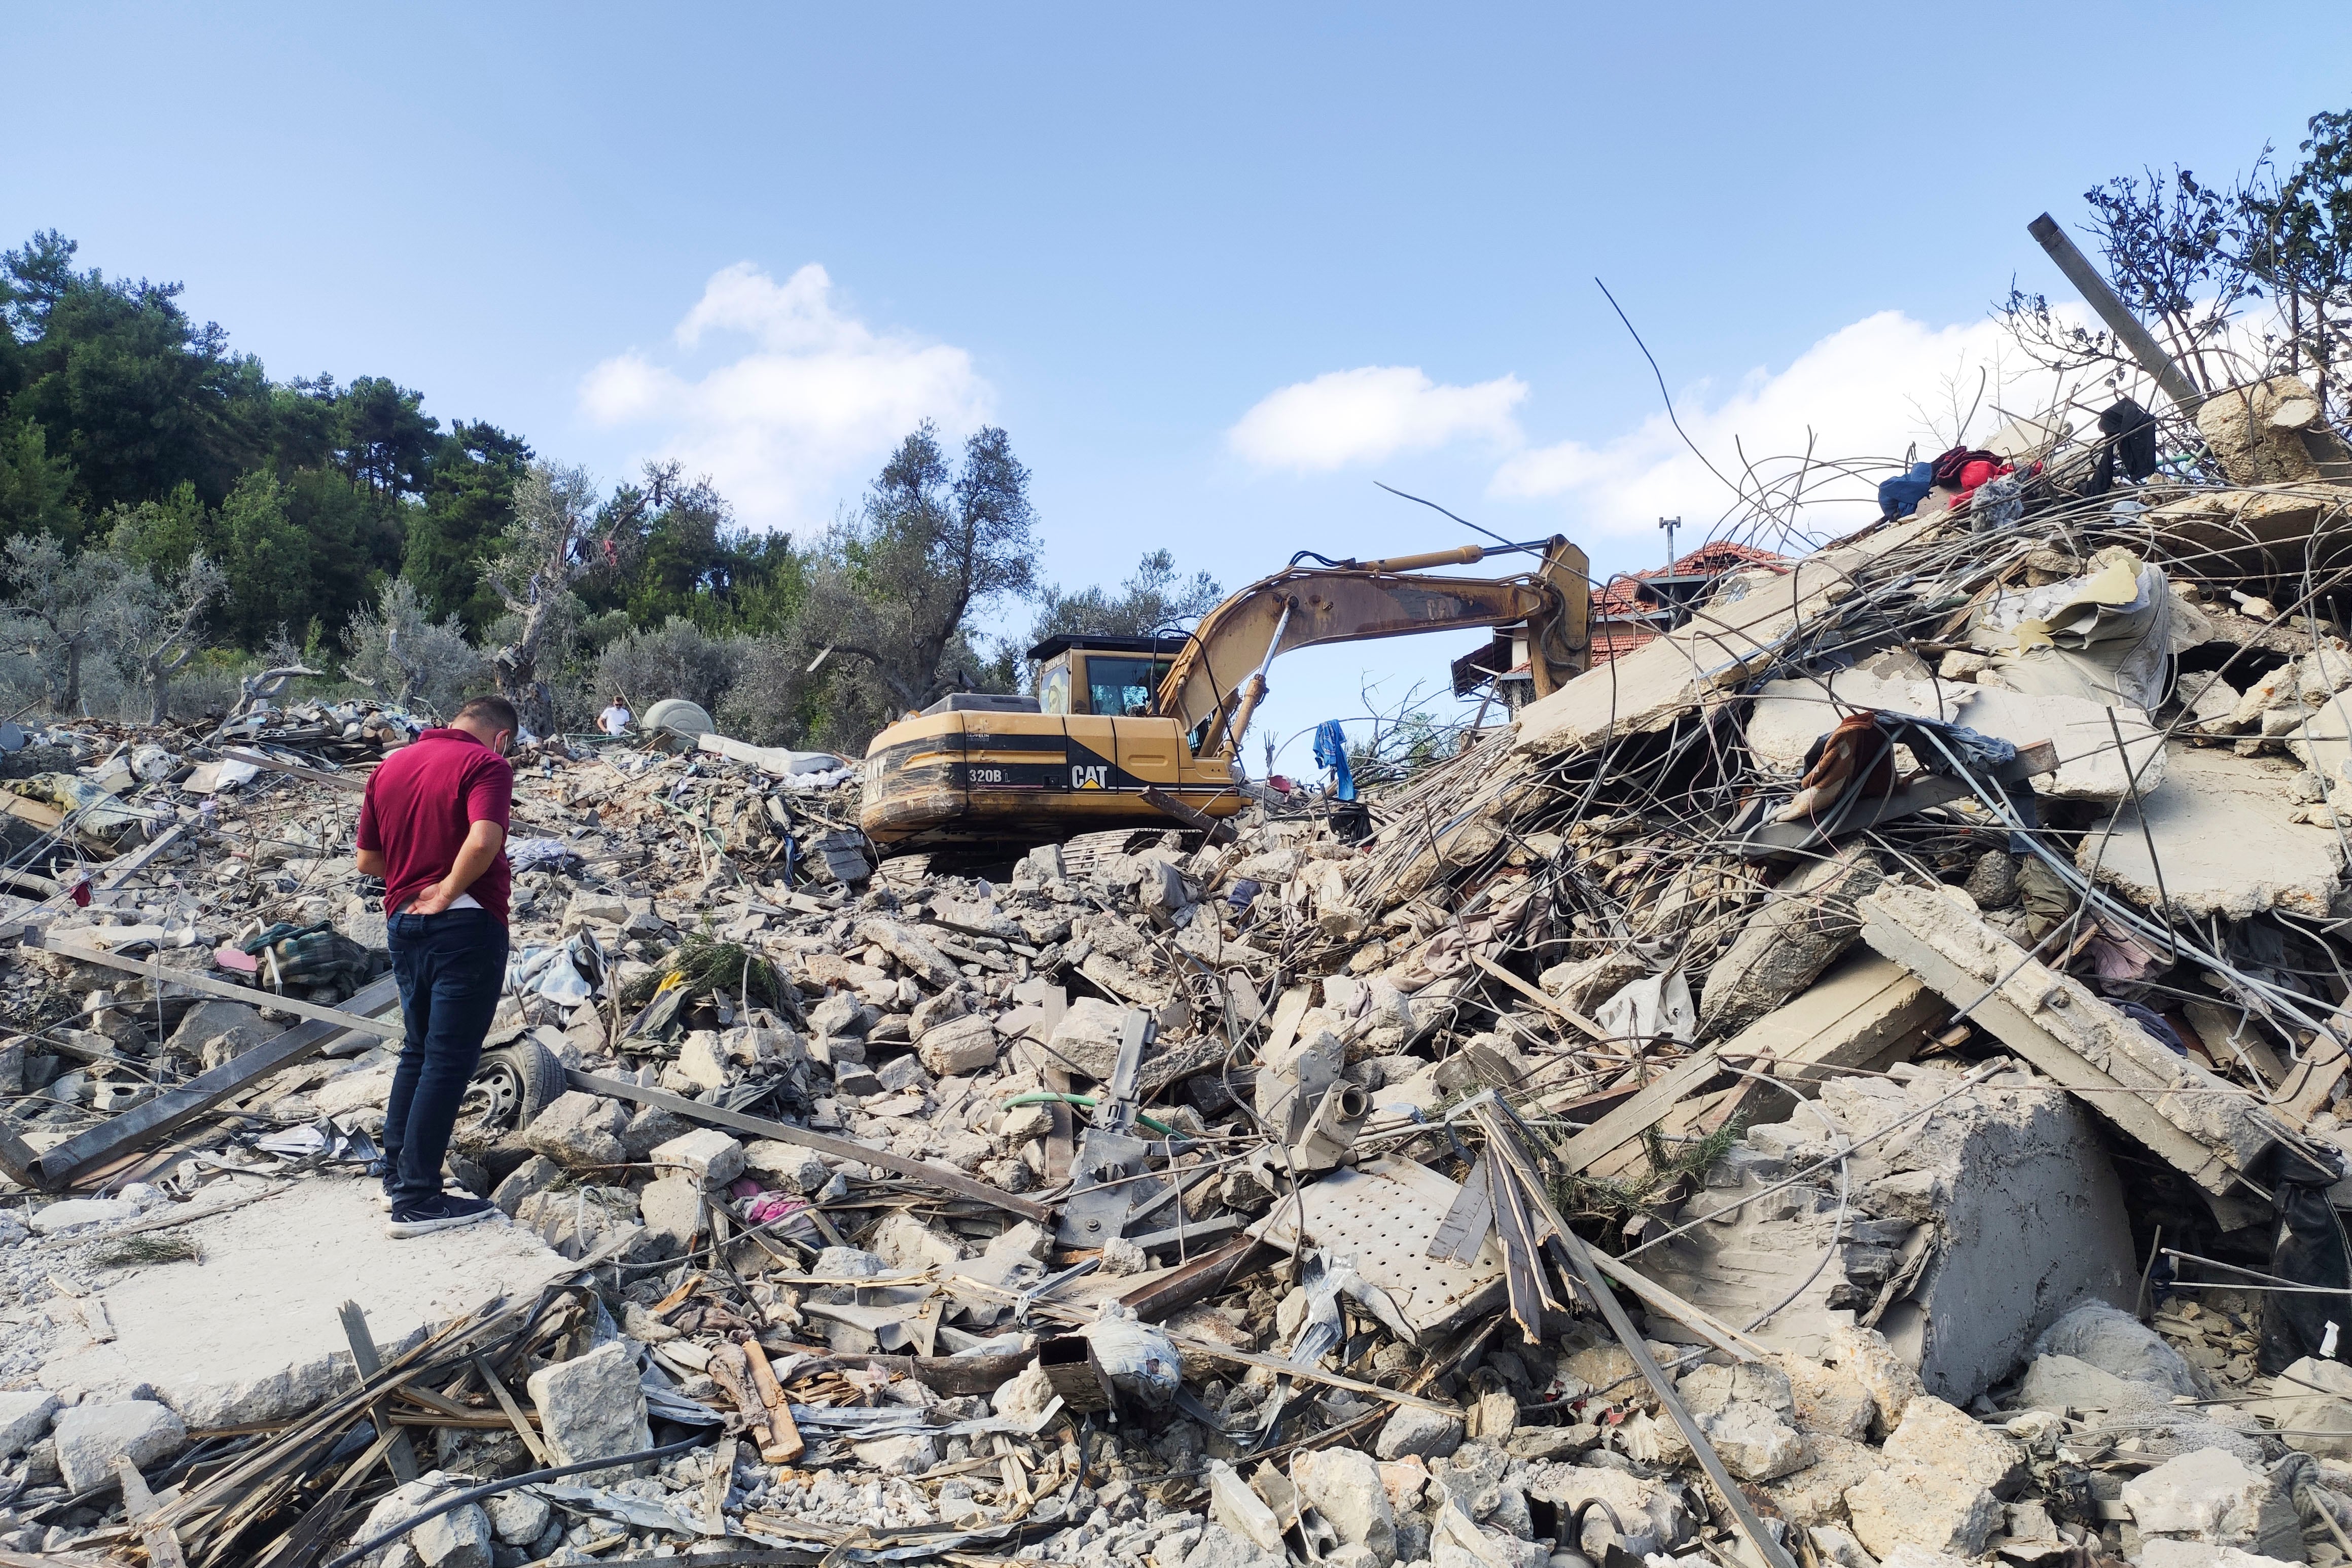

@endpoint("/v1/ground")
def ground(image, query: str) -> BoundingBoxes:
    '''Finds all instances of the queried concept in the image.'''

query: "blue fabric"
[382,908,510,1205]
[1312,720,1357,802]
[1878,461,1936,520]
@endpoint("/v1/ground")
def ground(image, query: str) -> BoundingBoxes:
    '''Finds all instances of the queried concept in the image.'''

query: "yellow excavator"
[858,536,1590,851]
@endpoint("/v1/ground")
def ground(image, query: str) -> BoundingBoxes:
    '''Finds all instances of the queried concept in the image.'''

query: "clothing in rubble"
[2085,397,2159,494]
[1312,719,1356,802]
[1878,460,1936,521]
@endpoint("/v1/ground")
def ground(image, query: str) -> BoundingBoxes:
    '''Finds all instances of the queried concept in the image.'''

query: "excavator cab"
[1030,635,1181,721]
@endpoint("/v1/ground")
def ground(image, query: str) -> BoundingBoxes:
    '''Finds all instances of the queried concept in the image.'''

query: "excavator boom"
[1158,534,1590,748]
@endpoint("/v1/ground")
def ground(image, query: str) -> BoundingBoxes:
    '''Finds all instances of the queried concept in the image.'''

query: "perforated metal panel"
[1253,1157,1508,1337]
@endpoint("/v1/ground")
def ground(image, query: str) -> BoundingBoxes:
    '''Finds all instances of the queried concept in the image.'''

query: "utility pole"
[1658,516,1681,569]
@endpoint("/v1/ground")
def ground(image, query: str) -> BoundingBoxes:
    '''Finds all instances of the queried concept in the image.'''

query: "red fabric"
[1957,459,1998,491]
[357,728,514,923]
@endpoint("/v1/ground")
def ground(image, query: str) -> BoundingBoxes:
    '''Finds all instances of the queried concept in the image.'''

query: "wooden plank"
[2281,1037,2349,1129]
[1860,910,2240,1193]
[113,1456,189,1568]
[1554,1047,1725,1173]
[1140,787,1238,847]
[470,1355,551,1466]
[31,974,402,1187]
[1471,952,1608,1042]
[339,1301,419,1484]
[566,1070,1055,1224]
[222,746,367,793]
[19,930,405,1041]
[0,793,64,831]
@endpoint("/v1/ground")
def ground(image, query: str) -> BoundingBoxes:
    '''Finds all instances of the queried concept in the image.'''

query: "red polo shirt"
[356,728,514,923]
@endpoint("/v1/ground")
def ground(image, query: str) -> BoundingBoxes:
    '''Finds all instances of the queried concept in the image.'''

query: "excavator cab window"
[1085,656,1165,718]
[1038,662,1073,716]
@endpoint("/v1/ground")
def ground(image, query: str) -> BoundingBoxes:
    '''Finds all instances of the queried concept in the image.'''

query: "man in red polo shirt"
[355,695,517,1237]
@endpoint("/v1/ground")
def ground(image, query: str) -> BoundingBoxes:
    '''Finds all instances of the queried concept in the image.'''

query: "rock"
[1700,1400,1809,1482]
[524,1341,651,1481]
[1466,1387,1517,1441]
[918,1012,1001,1077]
[0,1389,57,1458]
[2030,1301,2202,1396]
[1373,1401,1458,1467]
[2121,1447,2299,1554]
[1505,1424,1598,1461]
[1045,997,1129,1078]
[743,1142,831,1192]
[490,1154,560,1217]
[650,1128,743,1187]
[1295,1447,1398,1567]
[637,1174,702,1251]
[2252,1355,2352,1456]
[1843,1461,2001,1559]
[522,1091,627,1168]
[1766,1434,1887,1527]
[616,1104,691,1161]
[355,1471,492,1568]
[1808,1525,1881,1568]
[1539,949,1650,1013]
[1700,844,1882,1037]
[484,1490,551,1546]
[164,997,267,1060]
[1881,1395,2024,1499]
[53,1400,187,1492]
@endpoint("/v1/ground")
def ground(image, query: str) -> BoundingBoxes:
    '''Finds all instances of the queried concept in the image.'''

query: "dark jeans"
[382,909,509,1206]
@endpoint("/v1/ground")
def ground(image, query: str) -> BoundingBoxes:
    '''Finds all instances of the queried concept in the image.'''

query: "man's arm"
[355,847,386,876]
[404,820,506,915]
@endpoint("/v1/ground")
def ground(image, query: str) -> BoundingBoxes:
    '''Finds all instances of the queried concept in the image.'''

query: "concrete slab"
[1721,949,1940,1096]
[1744,672,2165,800]
[2076,744,2345,920]
[1513,515,1942,760]
[39,1177,572,1430]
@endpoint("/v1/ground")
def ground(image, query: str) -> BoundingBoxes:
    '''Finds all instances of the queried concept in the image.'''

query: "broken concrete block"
[2195,375,2352,486]
[1858,880,2270,1193]
[671,1031,730,1092]
[1538,948,1649,1014]
[637,1173,702,1251]
[356,1471,492,1568]
[650,1128,744,1187]
[1679,1360,1794,1417]
[854,917,959,989]
[525,1340,652,1481]
[1725,949,1939,1098]
[521,1091,628,1169]
[2122,1447,2300,1554]
[1700,1400,1809,1481]
[908,986,971,1039]
[490,1154,560,1217]
[1874,1547,1971,1568]
[918,1011,1001,1077]
[1294,1446,1397,1566]
[1881,1394,2024,1498]
[1784,1356,1875,1441]
[744,1141,831,1192]
[1747,672,2166,800]
[851,1433,939,1474]
[2139,1542,2304,1568]
[1374,1403,1465,1461]
[29,1196,139,1233]
[2250,1355,2352,1456]
[0,1389,56,1460]
[164,997,267,1062]
[1762,1432,1884,1527]
[2075,744,2345,920]
[1044,996,1128,1079]
[1843,1459,2001,1558]
[1822,1326,1923,1435]
[53,1399,186,1493]
[1699,843,1882,1039]
[484,1488,551,1546]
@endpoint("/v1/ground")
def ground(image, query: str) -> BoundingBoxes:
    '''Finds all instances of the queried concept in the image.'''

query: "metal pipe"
[2028,212,2205,412]
[1359,544,1485,573]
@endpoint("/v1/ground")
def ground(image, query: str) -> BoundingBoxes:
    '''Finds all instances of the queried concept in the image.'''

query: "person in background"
[598,695,633,736]
[354,695,517,1238]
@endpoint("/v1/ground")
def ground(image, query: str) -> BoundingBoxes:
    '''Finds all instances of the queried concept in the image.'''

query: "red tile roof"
[1590,541,1792,664]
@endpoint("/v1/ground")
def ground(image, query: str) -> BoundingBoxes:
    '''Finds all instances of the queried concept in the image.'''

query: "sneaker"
[386,1193,500,1238]
[375,1178,464,1213]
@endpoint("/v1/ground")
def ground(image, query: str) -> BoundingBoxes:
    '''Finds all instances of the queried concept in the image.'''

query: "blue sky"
[12,4,2350,767]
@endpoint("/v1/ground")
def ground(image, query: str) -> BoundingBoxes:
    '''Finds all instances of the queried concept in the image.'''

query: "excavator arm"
[1156,535,1590,755]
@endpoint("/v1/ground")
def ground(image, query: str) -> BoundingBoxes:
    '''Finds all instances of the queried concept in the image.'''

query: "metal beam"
[18,930,405,1041]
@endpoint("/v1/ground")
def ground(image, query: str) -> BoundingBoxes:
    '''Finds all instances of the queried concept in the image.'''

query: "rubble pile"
[3,392,2352,1568]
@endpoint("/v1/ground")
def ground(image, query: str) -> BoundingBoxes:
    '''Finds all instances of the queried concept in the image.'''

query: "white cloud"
[1228,365,1527,472]
[579,262,992,529]
[1489,309,2089,537]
